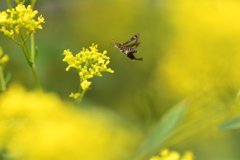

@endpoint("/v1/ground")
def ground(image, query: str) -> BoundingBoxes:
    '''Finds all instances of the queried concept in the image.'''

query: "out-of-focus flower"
[0,84,141,160]
[0,47,9,69]
[69,92,81,99]
[158,0,240,97]
[0,47,9,92]
[149,149,193,160]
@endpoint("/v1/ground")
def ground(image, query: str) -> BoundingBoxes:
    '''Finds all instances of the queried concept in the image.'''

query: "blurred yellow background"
[1,0,240,159]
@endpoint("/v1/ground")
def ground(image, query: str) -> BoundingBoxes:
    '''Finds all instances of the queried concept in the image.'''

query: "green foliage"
[133,101,189,160]
[218,116,240,130]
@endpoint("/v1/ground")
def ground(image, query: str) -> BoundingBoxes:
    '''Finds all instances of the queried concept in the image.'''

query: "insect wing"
[123,33,140,45]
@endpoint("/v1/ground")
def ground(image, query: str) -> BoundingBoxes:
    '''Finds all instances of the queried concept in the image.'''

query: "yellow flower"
[0,54,9,64]
[149,149,194,160]
[0,11,7,24]
[0,47,9,66]
[69,92,81,99]
[63,44,114,78]
[157,0,240,97]
[0,84,141,160]
[81,80,92,91]
[63,44,114,100]
[0,4,45,38]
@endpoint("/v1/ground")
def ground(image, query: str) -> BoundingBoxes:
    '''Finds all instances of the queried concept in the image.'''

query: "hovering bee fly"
[112,33,143,61]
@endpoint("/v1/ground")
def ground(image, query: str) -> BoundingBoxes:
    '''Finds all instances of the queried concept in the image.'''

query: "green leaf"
[132,100,190,160]
[218,115,240,130]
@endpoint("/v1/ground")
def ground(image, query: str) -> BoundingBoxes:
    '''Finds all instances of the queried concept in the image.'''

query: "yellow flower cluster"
[0,4,45,38]
[63,43,114,92]
[0,84,140,160]
[150,149,193,160]
[0,47,9,70]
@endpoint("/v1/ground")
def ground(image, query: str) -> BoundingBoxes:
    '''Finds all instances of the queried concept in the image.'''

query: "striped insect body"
[112,33,143,61]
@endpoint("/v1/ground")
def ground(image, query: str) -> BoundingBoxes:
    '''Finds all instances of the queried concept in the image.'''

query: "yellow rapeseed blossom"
[63,44,114,79]
[149,149,193,160]
[63,44,114,100]
[80,80,92,91]
[0,84,141,160]
[0,4,45,38]
[69,92,81,99]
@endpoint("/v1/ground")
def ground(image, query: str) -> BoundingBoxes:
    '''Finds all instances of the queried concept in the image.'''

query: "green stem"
[10,37,21,45]
[20,32,31,59]
[31,0,36,9]
[5,0,12,9]
[30,33,35,62]
[78,89,86,106]
[30,63,42,92]
[0,68,6,92]
[18,34,31,65]
[18,31,42,91]
[76,78,88,106]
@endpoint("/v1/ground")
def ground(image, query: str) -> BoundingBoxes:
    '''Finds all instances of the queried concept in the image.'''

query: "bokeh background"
[1,0,240,159]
